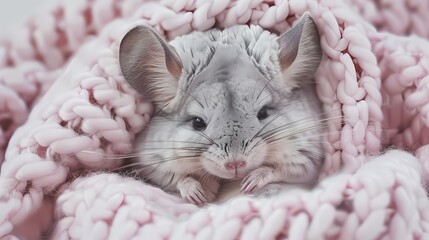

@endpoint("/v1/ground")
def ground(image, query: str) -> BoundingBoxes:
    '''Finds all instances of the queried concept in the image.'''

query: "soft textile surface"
[0,0,429,239]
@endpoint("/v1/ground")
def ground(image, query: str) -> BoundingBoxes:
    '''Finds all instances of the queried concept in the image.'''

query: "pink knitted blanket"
[1,0,429,239]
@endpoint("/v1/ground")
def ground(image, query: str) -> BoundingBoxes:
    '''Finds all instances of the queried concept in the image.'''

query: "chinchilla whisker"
[246,151,260,164]
[201,93,209,108]
[263,134,337,149]
[251,111,290,142]
[77,151,148,160]
[255,92,277,106]
[194,131,219,147]
[247,137,266,153]
[254,65,320,104]
[127,155,203,172]
[263,122,330,141]
[255,69,283,101]
[125,150,206,159]
[81,148,206,160]
[137,140,212,146]
[267,130,348,146]
[264,125,342,144]
[110,162,148,171]
[124,159,166,177]
[140,147,208,151]
[259,115,343,139]
[268,137,337,146]
[77,152,165,160]
[148,119,189,123]
[160,155,203,161]
[185,90,206,109]
[129,147,208,153]
[255,91,296,109]
[253,112,310,141]
[261,122,328,140]
[263,125,328,143]
[254,108,343,141]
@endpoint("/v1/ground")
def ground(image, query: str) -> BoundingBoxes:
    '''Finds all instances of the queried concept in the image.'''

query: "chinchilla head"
[119,13,325,181]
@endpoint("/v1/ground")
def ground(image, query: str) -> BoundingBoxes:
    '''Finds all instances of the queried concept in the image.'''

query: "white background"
[0,0,62,37]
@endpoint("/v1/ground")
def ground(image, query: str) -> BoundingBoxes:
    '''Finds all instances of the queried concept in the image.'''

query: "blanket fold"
[51,150,428,239]
[1,0,429,239]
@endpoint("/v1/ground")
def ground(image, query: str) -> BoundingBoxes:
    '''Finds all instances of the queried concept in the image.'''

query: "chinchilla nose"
[224,160,246,170]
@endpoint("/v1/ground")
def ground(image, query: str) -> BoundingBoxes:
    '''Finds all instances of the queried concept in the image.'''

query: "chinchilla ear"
[277,13,322,87]
[119,25,183,108]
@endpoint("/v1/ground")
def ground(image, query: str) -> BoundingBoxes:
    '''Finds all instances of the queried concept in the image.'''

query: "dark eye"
[257,108,268,120]
[192,117,207,130]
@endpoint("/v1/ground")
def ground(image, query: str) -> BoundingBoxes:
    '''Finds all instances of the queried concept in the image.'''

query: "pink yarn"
[50,150,427,239]
[346,0,429,38]
[0,0,428,239]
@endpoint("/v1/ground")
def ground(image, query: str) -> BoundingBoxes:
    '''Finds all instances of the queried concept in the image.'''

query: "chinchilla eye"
[192,117,207,130]
[257,108,268,120]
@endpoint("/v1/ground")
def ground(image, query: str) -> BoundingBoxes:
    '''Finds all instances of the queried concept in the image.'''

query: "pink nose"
[225,160,246,170]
